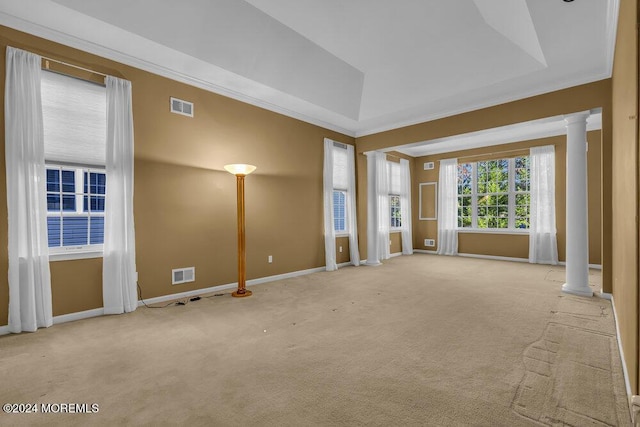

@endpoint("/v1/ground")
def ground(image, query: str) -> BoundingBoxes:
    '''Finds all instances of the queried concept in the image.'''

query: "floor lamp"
[224,164,257,297]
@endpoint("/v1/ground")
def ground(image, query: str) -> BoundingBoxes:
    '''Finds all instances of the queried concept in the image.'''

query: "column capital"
[563,111,591,125]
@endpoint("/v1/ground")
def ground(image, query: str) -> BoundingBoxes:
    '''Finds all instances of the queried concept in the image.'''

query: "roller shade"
[388,161,402,194]
[332,143,348,190]
[41,70,106,166]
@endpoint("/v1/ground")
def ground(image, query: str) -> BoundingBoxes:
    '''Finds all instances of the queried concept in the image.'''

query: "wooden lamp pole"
[224,164,256,298]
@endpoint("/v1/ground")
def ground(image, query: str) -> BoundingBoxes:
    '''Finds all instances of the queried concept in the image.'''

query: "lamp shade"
[224,164,257,176]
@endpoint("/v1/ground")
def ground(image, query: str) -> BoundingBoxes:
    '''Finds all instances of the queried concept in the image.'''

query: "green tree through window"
[457,156,530,230]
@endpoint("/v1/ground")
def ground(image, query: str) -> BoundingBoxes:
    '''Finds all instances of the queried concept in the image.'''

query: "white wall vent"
[172,267,195,285]
[170,97,194,117]
[423,162,435,170]
[424,239,435,247]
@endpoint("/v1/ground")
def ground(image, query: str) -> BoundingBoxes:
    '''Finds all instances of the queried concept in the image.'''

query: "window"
[41,70,107,257]
[457,156,530,230]
[46,165,106,252]
[388,161,402,229]
[390,195,401,229]
[332,142,350,234]
[333,190,346,232]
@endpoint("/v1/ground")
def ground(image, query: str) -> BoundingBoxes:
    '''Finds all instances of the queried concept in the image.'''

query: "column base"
[232,289,252,298]
[364,261,382,267]
[561,283,593,297]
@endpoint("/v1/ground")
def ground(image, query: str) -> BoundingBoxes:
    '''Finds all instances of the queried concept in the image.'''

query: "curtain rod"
[41,55,108,78]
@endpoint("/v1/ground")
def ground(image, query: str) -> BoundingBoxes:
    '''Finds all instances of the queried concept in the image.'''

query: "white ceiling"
[0,0,618,137]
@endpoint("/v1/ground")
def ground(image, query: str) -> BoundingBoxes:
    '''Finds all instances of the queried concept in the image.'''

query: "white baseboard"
[599,291,612,300]
[53,308,104,325]
[0,307,106,336]
[337,261,353,268]
[458,252,529,263]
[558,261,602,270]
[0,265,331,335]
[389,252,403,258]
[139,265,327,306]
[413,251,603,271]
[611,296,633,399]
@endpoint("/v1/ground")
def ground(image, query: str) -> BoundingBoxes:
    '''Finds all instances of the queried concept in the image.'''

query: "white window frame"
[333,188,349,236]
[46,163,106,261]
[456,156,530,233]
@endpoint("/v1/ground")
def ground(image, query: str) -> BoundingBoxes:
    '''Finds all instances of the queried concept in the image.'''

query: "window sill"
[49,250,103,262]
[390,229,402,233]
[457,228,529,235]
[335,232,350,238]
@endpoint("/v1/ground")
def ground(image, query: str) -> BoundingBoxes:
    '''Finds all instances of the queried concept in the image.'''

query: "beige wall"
[335,237,351,265]
[611,0,639,394]
[0,26,354,325]
[413,132,602,264]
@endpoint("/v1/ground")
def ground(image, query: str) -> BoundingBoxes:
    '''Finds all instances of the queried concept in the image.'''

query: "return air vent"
[424,239,435,247]
[170,97,194,117]
[172,267,195,285]
[423,162,435,170]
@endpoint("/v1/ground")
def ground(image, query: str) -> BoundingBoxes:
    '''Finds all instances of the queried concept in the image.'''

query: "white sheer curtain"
[103,76,138,314]
[529,145,558,265]
[322,138,337,271]
[323,140,360,271]
[5,46,53,333]
[437,158,458,256]
[365,152,381,266]
[375,152,390,261]
[345,144,360,266]
[399,159,413,255]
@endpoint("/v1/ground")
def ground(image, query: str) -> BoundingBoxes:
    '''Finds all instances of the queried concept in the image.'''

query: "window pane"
[62,195,75,211]
[47,194,61,212]
[90,216,104,244]
[46,169,60,192]
[457,164,472,195]
[85,195,106,213]
[92,196,105,212]
[333,190,346,232]
[390,195,401,228]
[515,156,530,192]
[47,217,61,247]
[62,217,88,246]
[90,172,106,195]
[61,170,75,193]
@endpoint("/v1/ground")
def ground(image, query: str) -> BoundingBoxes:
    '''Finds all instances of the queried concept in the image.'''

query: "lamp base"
[232,289,253,298]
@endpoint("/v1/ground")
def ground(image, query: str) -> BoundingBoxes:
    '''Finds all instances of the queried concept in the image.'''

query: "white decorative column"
[365,152,381,266]
[562,111,592,297]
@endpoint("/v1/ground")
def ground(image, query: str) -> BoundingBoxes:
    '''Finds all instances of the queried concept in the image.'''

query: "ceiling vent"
[170,97,194,117]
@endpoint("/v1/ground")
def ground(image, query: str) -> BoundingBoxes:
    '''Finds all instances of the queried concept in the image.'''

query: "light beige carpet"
[0,255,630,426]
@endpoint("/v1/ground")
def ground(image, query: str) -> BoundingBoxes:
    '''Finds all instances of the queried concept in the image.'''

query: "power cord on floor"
[205,293,228,298]
[137,283,228,308]
[137,283,189,308]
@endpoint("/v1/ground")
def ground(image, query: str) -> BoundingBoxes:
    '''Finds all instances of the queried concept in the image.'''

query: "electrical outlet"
[268,255,273,263]
[389,240,392,246]
[424,239,435,247]
[339,246,343,253]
